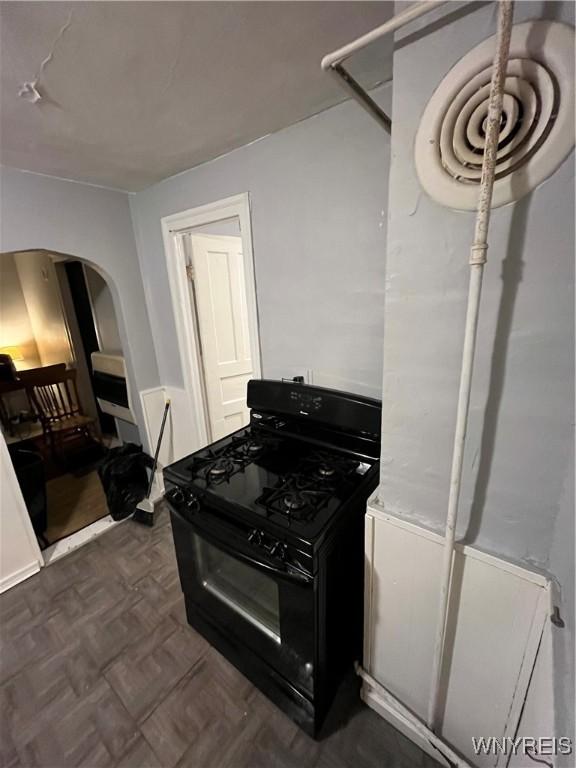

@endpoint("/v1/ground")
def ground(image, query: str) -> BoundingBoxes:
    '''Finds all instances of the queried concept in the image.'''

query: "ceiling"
[0,1,394,191]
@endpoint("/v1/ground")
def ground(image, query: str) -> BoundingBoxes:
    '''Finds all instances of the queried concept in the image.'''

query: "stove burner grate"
[256,475,333,522]
[186,451,245,485]
[229,435,266,459]
[185,433,276,486]
[299,450,359,483]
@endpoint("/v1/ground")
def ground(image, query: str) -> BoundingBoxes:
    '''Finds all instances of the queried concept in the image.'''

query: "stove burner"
[187,450,246,486]
[185,432,277,487]
[228,435,267,459]
[257,475,334,522]
[247,441,264,453]
[208,459,235,477]
[283,493,306,511]
[300,451,359,483]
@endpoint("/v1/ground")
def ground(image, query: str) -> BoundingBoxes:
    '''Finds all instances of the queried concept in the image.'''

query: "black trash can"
[98,443,153,521]
[11,449,48,539]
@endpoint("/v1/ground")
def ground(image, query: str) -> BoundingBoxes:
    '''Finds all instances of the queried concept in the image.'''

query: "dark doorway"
[64,261,117,437]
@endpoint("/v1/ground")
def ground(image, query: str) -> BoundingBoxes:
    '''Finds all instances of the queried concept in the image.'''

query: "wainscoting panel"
[363,496,551,766]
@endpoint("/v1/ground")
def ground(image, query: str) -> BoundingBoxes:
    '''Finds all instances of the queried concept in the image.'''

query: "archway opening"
[0,249,138,557]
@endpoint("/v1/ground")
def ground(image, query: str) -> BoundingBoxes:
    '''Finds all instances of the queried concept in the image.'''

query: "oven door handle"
[170,507,314,586]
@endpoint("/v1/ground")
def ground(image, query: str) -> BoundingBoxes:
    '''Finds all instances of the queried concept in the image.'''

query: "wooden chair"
[0,364,67,440]
[17,363,67,387]
[26,367,97,460]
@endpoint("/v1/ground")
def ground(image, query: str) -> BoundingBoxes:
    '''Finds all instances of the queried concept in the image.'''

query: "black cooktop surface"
[164,426,375,541]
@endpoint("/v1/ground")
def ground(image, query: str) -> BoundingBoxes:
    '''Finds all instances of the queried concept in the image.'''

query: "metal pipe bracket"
[469,243,488,265]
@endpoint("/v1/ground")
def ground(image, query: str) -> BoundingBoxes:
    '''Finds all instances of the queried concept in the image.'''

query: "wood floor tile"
[0,700,20,767]
[140,648,256,768]
[40,541,114,598]
[132,569,183,621]
[173,718,241,768]
[45,471,108,545]
[104,617,208,722]
[0,620,61,686]
[78,596,164,670]
[15,679,139,768]
[114,736,162,768]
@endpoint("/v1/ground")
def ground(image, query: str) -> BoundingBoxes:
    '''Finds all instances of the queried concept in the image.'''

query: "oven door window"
[193,533,281,643]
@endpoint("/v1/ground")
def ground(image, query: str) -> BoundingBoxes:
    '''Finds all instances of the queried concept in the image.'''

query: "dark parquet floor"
[0,505,441,768]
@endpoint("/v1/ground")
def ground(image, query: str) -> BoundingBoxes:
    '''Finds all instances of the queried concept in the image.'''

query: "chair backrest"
[27,368,82,427]
[17,363,67,387]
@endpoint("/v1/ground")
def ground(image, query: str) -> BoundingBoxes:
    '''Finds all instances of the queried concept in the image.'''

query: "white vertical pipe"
[427,0,514,732]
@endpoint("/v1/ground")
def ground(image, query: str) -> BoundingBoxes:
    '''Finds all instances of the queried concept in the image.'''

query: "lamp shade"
[0,346,24,361]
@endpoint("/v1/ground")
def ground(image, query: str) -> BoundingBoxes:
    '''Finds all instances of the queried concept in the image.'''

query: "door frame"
[161,193,262,450]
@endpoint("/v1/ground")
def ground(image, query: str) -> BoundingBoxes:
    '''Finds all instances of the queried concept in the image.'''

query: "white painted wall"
[378,0,574,749]
[84,265,123,354]
[130,84,392,400]
[0,435,42,592]
[380,0,574,575]
[0,253,40,368]
[13,251,73,367]
[0,167,160,448]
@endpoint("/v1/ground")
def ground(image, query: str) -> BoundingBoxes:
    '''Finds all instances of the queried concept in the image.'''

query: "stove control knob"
[184,490,199,512]
[166,487,185,507]
[248,529,263,547]
[270,541,287,561]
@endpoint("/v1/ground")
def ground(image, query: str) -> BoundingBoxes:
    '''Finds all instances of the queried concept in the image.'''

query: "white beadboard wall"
[363,497,551,767]
[140,386,198,491]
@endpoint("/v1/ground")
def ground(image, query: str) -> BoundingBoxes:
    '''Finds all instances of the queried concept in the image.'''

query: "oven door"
[170,506,316,698]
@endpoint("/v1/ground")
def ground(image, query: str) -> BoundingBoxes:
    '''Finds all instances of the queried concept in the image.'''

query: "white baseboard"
[0,560,40,593]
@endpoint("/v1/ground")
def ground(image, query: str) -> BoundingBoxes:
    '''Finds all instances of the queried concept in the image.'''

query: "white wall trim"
[363,513,375,667]
[0,560,41,594]
[161,192,262,452]
[368,493,550,589]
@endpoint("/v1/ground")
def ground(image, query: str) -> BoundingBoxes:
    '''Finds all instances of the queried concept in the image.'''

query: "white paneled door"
[187,234,253,441]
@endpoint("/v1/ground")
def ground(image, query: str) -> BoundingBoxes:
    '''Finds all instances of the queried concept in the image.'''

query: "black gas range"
[164,379,381,736]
